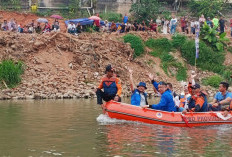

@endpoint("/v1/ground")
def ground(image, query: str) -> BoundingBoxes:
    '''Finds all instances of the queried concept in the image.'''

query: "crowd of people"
[0,18,60,34]
[1,13,232,37]
[67,13,232,36]
[96,65,232,116]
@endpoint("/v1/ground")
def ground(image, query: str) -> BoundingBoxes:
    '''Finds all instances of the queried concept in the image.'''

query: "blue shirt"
[123,16,128,23]
[151,90,177,112]
[214,92,232,102]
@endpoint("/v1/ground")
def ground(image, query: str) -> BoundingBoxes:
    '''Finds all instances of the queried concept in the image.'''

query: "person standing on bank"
[128,68,148,106]
[96,65,122,105]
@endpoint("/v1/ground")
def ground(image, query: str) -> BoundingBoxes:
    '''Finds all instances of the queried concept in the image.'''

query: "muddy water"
[0,99,231,157]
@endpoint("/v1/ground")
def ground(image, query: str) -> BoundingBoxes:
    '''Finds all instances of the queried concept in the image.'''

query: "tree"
[130,0,164,23]
[188,0,228,18]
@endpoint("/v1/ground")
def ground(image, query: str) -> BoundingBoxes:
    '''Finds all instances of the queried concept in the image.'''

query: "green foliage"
[0,0,21,10]
[200,23,229,51]
[123,34,144,57]
[227,46,232,53]
[68,0,80,18]
[100,12,122,22]
[176,66,187,81]
[172,34,187,49]
[145,38,172,53]
[188,0,227,18]
[130,0,165,23]
[0,60,24,88]
[35,9,53,17]
[148,38,187,81]
[202,75,223,88]
[180,40,225,69]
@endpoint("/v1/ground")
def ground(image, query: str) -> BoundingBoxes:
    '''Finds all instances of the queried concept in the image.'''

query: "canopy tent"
[65,18,122,27]
[65,18,94,26]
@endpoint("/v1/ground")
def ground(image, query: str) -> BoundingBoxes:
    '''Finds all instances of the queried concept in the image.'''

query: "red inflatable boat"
[102,101,232,127]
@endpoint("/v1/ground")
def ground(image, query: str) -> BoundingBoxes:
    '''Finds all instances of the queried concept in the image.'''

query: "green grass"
[123,34,145,58]
[147,38,187,81]
[0,60,24,88]
[202,75,223,88]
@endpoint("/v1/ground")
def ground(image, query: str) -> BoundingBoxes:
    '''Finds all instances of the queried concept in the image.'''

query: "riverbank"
[0,30,226,100]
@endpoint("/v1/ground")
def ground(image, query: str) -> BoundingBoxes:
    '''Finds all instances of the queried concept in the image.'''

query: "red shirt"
[230,19,232,27]
[181,19,186,27]
[95,20,100,27]
[150,23,157,31]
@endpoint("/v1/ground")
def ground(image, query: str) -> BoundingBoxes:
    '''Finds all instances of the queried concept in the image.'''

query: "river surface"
[0,99,232,157]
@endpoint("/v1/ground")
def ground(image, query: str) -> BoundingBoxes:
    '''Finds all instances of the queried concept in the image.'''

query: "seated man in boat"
[128,69,148,106]
[143,82,177,112]
[183,83,208,112]
[208,82,232,111]
[148,74,179,98]
[95,65,122,105]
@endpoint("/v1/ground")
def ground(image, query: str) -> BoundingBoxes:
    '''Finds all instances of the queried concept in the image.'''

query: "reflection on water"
[0,99,231,157]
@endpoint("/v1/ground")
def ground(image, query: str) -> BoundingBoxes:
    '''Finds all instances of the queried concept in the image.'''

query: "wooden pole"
[2,80,8,88]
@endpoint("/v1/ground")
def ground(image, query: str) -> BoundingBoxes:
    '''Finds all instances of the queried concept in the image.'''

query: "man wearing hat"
[129,69,148,106]
[96,64,122,105]
[186,82,208,112]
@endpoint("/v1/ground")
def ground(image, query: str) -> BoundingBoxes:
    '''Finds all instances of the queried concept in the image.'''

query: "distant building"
[96,0,135,15]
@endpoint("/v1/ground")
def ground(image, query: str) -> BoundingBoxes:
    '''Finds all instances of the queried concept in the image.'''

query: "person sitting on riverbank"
[52,19,60,32]
[128,68,148,106]
[67,22,76,35]
[42,22,51,33]
[95,65,122,105]
[143,82,177,112]
[110,21,117,32]
[1,20,8,31]
[208,82,232,111]
[35,22,42,34]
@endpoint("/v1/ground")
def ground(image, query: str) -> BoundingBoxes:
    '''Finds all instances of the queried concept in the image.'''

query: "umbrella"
[50,14,63,19]
[89,16,101,21]
[37,18,48,23]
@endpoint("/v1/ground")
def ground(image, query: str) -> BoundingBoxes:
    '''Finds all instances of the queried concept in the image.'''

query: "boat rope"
[181,113,192,128]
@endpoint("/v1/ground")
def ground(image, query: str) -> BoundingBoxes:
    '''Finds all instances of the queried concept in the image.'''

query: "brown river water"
[0,99,232,157]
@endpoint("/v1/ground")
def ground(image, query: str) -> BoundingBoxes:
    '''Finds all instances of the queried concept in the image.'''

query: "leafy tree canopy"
[189,0,228,18]
[130,0,165,23]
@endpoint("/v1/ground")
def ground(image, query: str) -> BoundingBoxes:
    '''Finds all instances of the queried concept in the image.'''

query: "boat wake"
[96,114,141,125]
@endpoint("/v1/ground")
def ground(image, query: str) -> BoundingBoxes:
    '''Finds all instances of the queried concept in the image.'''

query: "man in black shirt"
[219,16,225,34]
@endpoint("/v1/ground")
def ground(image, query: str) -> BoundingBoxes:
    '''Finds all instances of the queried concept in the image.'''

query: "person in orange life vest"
[128,68,148,106]
[182,74,208,113]
[96,65,122,105]
[182,83,208,113]
[208,82,232,111]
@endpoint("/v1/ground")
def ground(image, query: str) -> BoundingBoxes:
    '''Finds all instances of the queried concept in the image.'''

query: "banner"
[195,21,200,59]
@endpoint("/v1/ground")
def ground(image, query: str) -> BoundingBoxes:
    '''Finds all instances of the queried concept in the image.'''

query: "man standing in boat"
[143,82,177,112]
[95,65,122,105]
[128,68,148,106]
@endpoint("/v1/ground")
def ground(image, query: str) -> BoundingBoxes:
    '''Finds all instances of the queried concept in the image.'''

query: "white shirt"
[140,93,146,106]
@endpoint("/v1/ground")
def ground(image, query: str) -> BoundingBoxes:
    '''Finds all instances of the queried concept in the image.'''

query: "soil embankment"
[0,31,180,99]
[0,11,231,100]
